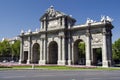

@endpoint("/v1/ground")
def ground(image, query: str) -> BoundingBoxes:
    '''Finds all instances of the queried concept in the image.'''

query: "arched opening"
[23,51,28,63]
[48,41,58,64]
[32,43,40,64]
[73,39,86,65]
[92,48,102,66]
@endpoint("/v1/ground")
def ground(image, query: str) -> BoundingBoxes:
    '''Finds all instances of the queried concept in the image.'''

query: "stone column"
[41,21,43,29]
[44,21,46,31]
[58,36,66,65]
[42,38,47,64]
[107,36,112,66]
[102,28,109,67]
[86,29,92,66]
[57,36,62,65]
[106,30,112,66]
[62,17,65,28]
[71,43,74,64]
[108,32,112,66]
[68,34,72,65]
[19,37,23,64]
[91,47,94,65]
[27,36,31,64]
[39,38,44,65]
[61,36,66,65]
[47,42,49,64]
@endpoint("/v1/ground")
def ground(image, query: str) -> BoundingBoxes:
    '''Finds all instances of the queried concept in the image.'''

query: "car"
[10,60,15,63]
[2,60,8,63]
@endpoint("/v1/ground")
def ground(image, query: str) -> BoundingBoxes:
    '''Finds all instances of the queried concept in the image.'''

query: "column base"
[19,59,22,64]
[86,60,91,66]
[27,60,30,64]
[102,60,109,67]
[67,60,72,65]
[57,60,66,65]
[108,60,112,66]
[39,60,46,65]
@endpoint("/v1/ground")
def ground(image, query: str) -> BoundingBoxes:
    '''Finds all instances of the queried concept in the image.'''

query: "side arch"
[73,39,86,65]
[32,43,40,63]
[48,41,58,64]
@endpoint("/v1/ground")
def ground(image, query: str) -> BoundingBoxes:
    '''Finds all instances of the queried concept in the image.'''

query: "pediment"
[40,6,65,21]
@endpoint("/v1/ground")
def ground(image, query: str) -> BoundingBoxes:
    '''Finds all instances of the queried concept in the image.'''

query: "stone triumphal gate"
[19,6,113,67]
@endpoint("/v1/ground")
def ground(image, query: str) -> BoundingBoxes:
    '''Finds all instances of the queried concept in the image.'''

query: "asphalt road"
[0,69,120,80]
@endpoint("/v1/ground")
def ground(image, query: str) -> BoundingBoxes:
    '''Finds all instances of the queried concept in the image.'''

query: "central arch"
[32,43,40,64]
[48,41,58,64]
[92,48,102,66]
[73,39,86,65]
[23,51,28,63]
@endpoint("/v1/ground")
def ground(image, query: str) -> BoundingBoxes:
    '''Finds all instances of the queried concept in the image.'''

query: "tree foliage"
[95,48,102,61]
[11,40,20,58]
[78,42,85,58]
[112,38,120,63]
[0,40,11,57]
[0,40,20,60]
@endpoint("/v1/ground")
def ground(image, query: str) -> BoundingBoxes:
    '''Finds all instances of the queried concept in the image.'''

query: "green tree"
[0,42,2,56]
[112,38,120,63]
[96,48,102,61]
[0,40,11,57]
[78,42,85,58]
[11,40,20,60]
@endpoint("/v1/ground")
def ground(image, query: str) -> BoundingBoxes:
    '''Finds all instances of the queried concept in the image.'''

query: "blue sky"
[0,0,120,42]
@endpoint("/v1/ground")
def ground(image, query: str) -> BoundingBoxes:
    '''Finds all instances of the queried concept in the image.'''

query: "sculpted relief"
[48,20,58,28]
[92,34,103,44]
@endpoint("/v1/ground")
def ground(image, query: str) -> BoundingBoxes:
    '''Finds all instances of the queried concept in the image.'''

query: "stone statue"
[101,15,113,22]
[35,28,39,32]
[47,5,56,17]
[86,18,94,24]
[106,16,113,22]
[28,29,31,33]
[101,15,106,22]
[21,30,24,34]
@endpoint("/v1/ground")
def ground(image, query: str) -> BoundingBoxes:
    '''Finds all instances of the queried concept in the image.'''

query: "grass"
[0,65,120,71]
[34,66,120,70]
[115,64,120,67]
[0,64,12,70]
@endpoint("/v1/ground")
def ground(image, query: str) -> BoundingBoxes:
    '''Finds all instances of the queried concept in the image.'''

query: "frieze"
[24,43,28,48]
[92,34,103,44]
[48,20,59,28]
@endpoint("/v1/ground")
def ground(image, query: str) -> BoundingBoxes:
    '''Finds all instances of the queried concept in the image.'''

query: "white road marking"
[2,75,26,79]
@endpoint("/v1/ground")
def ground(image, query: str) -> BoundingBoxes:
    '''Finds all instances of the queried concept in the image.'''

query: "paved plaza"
[0,70,120,80]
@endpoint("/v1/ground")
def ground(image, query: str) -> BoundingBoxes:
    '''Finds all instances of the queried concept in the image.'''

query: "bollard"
[32,64,35,69]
